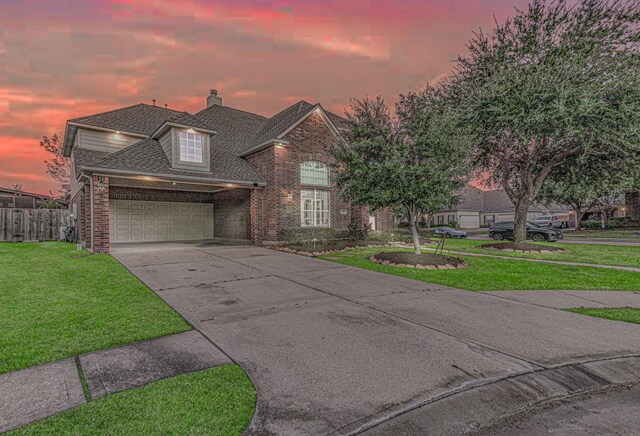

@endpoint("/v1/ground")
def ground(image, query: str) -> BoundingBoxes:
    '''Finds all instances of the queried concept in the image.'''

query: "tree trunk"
[574,211,583,230]
[407,206,421,255]
[513,199,531,243]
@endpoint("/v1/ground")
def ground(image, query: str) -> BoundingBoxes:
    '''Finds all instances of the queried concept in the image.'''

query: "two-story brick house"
[64,90,394,253]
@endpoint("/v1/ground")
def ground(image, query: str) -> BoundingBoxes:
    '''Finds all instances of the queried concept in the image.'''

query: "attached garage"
[109,200,214,243]
[458,214,480,229]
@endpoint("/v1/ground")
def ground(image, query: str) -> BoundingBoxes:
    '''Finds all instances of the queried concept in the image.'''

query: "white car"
[532,215,569,229]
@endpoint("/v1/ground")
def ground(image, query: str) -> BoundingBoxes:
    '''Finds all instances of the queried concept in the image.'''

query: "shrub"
[278,228,349,245]
[347,221,370,241]
[448,220,458,229]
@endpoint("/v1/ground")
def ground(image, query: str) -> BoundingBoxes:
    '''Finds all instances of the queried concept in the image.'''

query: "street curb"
[336,355,640,435]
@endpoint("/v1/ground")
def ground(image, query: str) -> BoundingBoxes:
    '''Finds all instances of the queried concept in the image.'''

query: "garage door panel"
[110,200,214,243]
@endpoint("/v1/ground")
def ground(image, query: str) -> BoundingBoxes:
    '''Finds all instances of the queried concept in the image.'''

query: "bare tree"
[39,133,70,193]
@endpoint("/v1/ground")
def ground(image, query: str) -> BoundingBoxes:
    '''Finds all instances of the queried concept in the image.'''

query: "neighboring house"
[430,185,570,228]
[64,90,394,253]
[0,187,48,209]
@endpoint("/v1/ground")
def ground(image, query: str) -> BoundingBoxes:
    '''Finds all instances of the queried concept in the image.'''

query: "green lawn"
[430,239,640,268]
[9,365,256,435]
[565,307,640,324]
[0,242,191,374]
[563,229,640,241]
[320,247,640,291]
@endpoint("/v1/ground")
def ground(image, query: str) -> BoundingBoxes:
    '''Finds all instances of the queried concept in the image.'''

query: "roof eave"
[240,139,290,157]
[80,166,266,188]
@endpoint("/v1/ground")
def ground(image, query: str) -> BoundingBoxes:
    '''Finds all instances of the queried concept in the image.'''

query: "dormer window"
[179,131,204,163]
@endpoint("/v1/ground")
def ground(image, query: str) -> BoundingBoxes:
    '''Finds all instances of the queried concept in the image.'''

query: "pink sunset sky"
[0,0,530,194]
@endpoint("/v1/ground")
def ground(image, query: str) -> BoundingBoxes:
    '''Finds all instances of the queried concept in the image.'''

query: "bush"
[347,221,370,241]
[581,220,604,230]
[448,220,458,229]
[278,228,349,245]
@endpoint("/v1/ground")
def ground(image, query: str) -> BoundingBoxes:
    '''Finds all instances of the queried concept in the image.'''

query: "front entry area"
[109,200,214,243]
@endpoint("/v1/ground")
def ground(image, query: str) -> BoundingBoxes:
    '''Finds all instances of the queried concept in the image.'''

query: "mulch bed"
[272,240,386,257]
[479,242,568,253]
[271,239,436,257]
[370,251,468,270]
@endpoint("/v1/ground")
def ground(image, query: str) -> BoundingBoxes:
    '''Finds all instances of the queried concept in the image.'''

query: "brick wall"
[92,175,110,254]
[246,147,278,240]
[212,189,251,239]
[109,186,216,203]
[247,111,367,241]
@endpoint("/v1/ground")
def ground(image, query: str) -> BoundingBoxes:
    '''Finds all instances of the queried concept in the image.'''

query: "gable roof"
[195,105,268,154]
[80,138,265,185]
[67,98,346,184]
[69,103,193,136]
[249,100,317,149]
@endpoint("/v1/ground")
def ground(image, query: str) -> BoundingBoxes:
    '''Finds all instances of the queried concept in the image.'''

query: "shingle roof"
[194,105,268,154]
[72,148,111,178]
[82,138,265,184]
[249,101,317,148]
[70,99,346,184]
[70,104,209,136]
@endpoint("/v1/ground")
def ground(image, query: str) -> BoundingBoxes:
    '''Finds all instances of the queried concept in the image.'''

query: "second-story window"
[300,161,329,186]
[179,132,204,163]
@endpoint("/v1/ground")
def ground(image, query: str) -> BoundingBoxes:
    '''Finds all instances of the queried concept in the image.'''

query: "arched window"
[300,161,329,186]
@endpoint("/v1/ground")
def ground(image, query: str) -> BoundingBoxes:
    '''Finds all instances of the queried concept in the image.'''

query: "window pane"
[300,161,329,186]
[179,132,204,163]
[300,189,330,227]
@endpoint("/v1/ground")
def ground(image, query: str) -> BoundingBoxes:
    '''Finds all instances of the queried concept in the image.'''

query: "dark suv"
[489,221,563,242]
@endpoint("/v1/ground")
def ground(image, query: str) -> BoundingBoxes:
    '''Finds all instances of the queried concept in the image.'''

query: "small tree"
[10,183,22,191]
[39,133,70,194]
[331,87,471,254]
[454,0,640,242]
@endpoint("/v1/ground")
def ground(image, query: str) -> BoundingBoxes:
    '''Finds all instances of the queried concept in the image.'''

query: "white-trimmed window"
[179,132,204,163]
[300,161,329,186]
[301,189,330,227]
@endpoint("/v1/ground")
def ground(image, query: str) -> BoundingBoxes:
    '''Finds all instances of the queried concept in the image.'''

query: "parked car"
[532,215,569,229]
[433,226,468,239]
[489,221,563,242]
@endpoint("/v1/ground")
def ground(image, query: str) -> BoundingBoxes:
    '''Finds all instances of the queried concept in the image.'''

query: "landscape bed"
[369,251,468,269]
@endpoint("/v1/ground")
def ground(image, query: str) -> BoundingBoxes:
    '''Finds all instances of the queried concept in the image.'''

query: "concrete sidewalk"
[113,243,640,435]
[0,331,229,432]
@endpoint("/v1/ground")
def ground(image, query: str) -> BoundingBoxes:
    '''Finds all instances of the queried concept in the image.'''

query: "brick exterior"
[109,186,216,203]
[74,110,397,252]
[246,111,372,242]
[212,189,251,239]
[92,175,110,254]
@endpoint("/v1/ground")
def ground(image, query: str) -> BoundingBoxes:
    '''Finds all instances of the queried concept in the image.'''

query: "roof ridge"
[137,103,190,114]
[69,103,146,122]
[196,104,268,120]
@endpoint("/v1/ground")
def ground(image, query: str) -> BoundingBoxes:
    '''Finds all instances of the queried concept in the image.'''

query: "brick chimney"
[207,89,222,107]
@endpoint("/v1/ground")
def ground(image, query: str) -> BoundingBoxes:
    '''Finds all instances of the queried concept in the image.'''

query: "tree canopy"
[331,87,472,253]
[452,0,640,241]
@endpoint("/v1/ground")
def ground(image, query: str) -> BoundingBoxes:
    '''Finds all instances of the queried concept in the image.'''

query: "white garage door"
[459,215,480,229]
[110,200,214,243]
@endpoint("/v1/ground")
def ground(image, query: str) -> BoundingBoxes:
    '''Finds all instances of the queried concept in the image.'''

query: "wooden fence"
[0,208,71,242]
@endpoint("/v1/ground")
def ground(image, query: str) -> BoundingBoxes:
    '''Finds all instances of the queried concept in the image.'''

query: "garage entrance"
[109,200,214,243]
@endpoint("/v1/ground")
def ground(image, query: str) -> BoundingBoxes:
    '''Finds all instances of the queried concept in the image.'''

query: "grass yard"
[9,365,256,435]
[0,242,191,374]
[430,239,640,268]
[563,229,640,241]
[320,247,640,291]
[565,307,640,325]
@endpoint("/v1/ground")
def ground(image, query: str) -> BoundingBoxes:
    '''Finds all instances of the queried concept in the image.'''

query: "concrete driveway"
[112,243,640,435]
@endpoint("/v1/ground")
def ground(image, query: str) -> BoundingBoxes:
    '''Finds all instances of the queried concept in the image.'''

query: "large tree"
[453,0,640,242]
[331,87,471,254]
[39,133,70,193]
[538,152,636,229]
